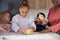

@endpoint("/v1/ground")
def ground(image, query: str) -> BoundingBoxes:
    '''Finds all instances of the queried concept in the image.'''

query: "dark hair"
[20,0,29,9]
[22,0,28,4]
[0,11,11,17]
[37,12,45,18]
[0,11,10,23]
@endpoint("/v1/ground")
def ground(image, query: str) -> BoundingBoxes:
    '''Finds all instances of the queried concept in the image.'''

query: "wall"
[28,0,53,9]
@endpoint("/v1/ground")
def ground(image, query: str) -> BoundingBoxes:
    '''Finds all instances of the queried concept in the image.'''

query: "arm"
[40,23,60,33]
[29,21,36,32]
[12,18,27,34]
[51,23,60,32]
[0,24,10,32]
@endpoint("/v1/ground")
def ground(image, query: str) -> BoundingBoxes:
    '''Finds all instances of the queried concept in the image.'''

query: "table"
[0,32,60,40]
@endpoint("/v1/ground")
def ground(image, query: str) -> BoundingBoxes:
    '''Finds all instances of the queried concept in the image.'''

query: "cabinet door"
[28,0,53,9]
[45,0,53,9]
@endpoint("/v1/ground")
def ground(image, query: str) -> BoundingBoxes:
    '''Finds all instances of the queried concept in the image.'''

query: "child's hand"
[18,28,34,35]
[42,20,47,25]
[18,29,27,34]
[0,27,9,32]
[1,26,11,32]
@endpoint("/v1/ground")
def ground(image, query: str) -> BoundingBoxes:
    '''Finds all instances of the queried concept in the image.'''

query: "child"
[34,12,47,32]
[0,11,11,32]
[12,1,36,35]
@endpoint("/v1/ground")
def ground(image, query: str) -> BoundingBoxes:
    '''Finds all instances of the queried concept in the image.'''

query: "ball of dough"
[26,29,33,35]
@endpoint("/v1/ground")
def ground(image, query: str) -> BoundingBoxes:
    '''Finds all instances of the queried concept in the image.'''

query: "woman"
[43,0,60,33]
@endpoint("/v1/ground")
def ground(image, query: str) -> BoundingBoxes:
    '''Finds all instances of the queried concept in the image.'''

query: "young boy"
[12,1,36,34]
[34,12,47,32]
[0,11,11,32]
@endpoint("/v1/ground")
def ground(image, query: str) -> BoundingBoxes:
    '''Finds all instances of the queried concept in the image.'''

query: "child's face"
[36,17,42,24]
[3,13,10,23]
[39,14,45,21]
[36,14,45,24]
[19,7,29,18]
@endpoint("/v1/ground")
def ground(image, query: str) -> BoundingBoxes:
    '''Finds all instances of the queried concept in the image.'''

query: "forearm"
[40,28,52,33]
[51,23,60,32]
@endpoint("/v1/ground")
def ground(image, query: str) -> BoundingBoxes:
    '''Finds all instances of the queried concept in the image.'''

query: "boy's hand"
[0,27,10,32]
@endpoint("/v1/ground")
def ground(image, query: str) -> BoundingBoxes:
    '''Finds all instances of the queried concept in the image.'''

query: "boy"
[0,11,11,32]
[34,12,47,32]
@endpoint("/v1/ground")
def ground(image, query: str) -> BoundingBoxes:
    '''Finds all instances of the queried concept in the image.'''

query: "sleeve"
[51,23,60,32]
[29,17,36,30]
[12,16,19,32]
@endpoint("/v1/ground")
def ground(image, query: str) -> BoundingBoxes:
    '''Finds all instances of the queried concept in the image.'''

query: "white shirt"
[12,14,36,32]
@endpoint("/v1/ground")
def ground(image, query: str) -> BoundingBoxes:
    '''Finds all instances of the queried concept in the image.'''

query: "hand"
[40,29,51,33]
[18,29,27,34]
[0,27,10,32]
[42,20,47,25]
[18,28,34,35]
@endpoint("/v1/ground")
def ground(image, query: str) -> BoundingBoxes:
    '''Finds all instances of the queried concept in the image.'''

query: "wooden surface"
[28,0,53,9]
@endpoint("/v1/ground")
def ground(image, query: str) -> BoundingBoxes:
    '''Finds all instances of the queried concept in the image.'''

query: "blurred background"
[0,0,53,19]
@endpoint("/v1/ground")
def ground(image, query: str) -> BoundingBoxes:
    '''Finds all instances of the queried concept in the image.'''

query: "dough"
[26,29,33,35]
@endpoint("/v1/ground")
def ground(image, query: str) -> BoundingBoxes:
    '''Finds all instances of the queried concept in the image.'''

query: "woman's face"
[3,13,10,23]
[52,0,60,6]
[19,7,29,18]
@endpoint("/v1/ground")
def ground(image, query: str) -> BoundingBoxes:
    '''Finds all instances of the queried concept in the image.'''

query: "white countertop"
[0,32,60,40]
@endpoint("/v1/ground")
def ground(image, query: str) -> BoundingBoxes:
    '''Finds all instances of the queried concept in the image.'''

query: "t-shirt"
[34,21,46,32]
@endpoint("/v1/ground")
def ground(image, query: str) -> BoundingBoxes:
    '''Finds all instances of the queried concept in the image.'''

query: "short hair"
[37,12,45,18]
[0,11,10,15]
[0,11,10,23]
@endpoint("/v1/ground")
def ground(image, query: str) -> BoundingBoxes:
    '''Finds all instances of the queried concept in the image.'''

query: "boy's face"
[39,14,45,21]
[36,17,42,24]
[3,13,10,23]
[19,7,29,18]
[36,14,45,24]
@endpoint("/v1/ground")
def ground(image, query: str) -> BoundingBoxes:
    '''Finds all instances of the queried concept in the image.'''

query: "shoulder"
[49,7,54,11]
[26,16,35,23]
[29,16,35,20]
[28,16,35,21]
[12,14,20,21]
[12,14,20,19]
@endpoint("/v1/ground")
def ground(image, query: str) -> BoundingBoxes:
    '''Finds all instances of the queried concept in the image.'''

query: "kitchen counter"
[0,32,60,40]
